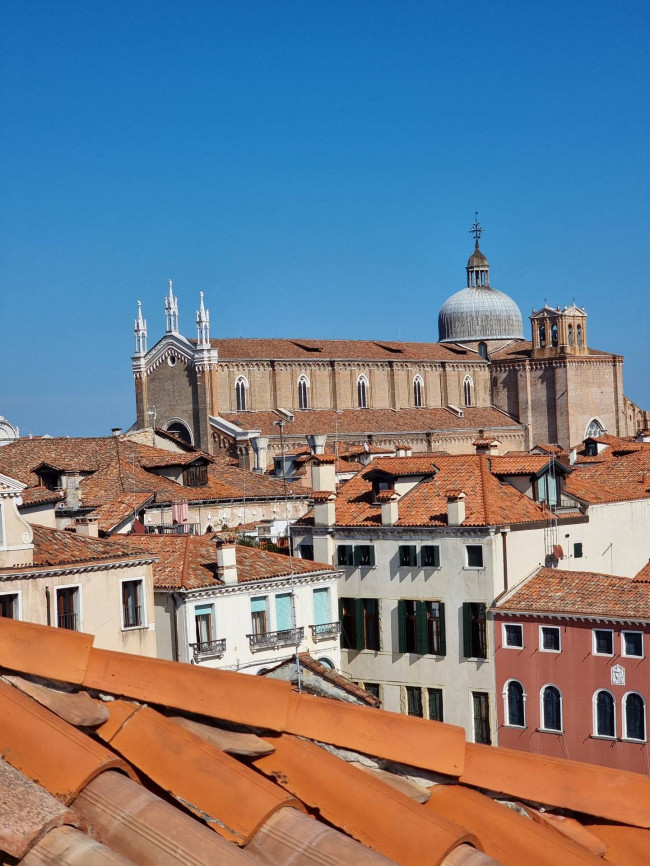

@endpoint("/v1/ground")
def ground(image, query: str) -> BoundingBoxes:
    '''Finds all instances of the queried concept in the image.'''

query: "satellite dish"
[553,544,564,560]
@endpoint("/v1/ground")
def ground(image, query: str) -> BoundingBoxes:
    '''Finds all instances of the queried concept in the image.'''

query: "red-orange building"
[493,566,650,774]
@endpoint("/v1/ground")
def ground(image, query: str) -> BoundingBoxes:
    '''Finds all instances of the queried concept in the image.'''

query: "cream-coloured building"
[0,473,157,657]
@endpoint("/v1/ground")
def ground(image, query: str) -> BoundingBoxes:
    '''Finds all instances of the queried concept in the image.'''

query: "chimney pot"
[216,537,238,584]
[111,427,122,437]
[446,491,466,526]
[75,517,99,538]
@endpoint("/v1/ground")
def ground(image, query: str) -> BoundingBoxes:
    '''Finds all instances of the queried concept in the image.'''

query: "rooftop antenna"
[470,211,482,248]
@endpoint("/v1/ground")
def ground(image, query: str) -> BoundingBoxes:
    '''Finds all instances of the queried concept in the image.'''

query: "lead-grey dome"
[438,241,524,342]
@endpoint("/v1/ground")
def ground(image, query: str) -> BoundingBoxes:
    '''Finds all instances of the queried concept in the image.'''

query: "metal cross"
[470,211,482,243]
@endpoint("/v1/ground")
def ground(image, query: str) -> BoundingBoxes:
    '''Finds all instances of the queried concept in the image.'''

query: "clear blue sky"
[1,1,648,436]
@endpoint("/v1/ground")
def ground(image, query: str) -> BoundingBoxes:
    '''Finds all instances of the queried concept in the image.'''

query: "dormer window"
[183,464,208,487]
[372,478,394,502]
[535,470,559,507]
[36,467,60,491]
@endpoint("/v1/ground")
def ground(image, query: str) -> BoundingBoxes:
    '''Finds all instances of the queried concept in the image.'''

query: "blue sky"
[1,1,648,436]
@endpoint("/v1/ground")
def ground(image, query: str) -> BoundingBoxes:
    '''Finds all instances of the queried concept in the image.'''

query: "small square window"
[421,545,440,568]
[623,631,644,658]
[540,626,561,652]
[503,623,523,649]
[466,545,484,568]
[405,685,423,717]
[593,629,614,656]
[337,545,354,566]
[399,545,417,567]
[573,542,583,558]
[0,592,19,619]
[122,580,145,629]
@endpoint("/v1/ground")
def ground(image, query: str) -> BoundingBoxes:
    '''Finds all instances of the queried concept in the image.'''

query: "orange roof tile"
[635,560,650,581]
[584,822,650,865]
[86,491,154,533]
[495,567,650,620]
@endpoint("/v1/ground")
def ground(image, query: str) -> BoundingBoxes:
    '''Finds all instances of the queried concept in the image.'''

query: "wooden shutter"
[338,597,345,647]
[462,602,473,658]
[367,546,376,567]
[313,588,329,626]
[397,600,407,653]
[275,593,293,631]
[353,546,362,567]
[415,601,429,655]
[354,598,365,650]
[438,602,446,656]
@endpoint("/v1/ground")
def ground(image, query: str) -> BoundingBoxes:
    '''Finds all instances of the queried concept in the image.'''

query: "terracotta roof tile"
[266,652,380,706]
[566,446,650,504]
[635,560,650,581]
[496,567,650,619]
[19,487,64,506]
[86,492,154,533]
[490,455,557,476]
[584,822,649,865]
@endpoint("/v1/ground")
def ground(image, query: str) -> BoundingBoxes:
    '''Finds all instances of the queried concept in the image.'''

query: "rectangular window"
[0,592,19,619]
[540,625,561,652]
[275,593,293,632]
[364,682,380,701]
[463,602,487,658]
[354,545,376,567]
[420,545,440,568]
[398,600,446,656]
[339,597,379,651]
[122,580,145,629]
[312,587,330,626]
[56,586,80,631]
[472,692,491,744]
[183,464,208,487]
[399,545,418,567]
[251,596,268,636]
[363,598,380,650]
[406,686,423,717]
[194,604,214,648]
[300,544,314,561]
[503,623,524,649]
[465,545,484,568]
[623,631,644,658]
[593,629,614,656]
[428,688,444,722]
[426,601,445,655]
[573,542,583,559]
[337,545,354,566]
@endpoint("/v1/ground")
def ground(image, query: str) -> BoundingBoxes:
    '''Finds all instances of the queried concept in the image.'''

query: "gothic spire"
[165,278,179,333]
[196,291,210,348]
[134,300,147,355]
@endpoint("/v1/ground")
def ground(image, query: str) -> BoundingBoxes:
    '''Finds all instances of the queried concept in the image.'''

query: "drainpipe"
[45,586,51,626]
[500,527,510,593]
[171,592,181,662]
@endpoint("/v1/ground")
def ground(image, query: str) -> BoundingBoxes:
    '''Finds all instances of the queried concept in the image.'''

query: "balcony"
[57,612,78,631]
[247,627,304,651]
[189,638,226,661]
[310,621,341,641]
[145,523,200,536]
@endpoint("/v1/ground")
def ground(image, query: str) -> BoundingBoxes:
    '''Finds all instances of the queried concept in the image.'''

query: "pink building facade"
[493,569,650,775]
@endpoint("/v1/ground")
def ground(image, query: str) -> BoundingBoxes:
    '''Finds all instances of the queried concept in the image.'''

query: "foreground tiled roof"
[86,491,154,533]
[565,446,650,504]
[0,617,649,865]
[309,454,557,528]
[495,567,650,620]
[218,406,522,437]
[115,533,332,590]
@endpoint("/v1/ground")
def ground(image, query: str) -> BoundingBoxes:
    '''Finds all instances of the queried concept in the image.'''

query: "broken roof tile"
[3,675,109,727]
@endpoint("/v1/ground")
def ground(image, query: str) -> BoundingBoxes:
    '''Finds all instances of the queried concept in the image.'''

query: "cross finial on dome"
[470,211,482,248]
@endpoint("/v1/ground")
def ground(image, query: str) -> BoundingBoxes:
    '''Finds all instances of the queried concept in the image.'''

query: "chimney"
[75,517,99,538]
[473,438,499,456]
[312,492,336,527]
[395,443,412,458]
[311,455,336,493]
[111,427,122,437]
[216,536,238,584]
[446,490,466,526]
[569,447,577,466]
[306,434,327,455]
[251,436,269,474]
[378,491,399,526]
[64,474,82,510]
[236,443,251,471]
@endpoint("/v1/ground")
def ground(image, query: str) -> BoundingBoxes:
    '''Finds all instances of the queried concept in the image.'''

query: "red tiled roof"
[491,455,558,476]
[313,453,556,528]
[19,487,64,506]
[86,492,154,533]
[491,341,619,362]
[634,561,650,582]
[115,533,332,590]
[210,337,485,362]
[566,447,650,504]
[218,406,522,437]
[496,567,650,619]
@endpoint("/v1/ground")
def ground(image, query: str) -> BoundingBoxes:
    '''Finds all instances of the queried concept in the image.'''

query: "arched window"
[317,657,335,669]
[235,376,248,411]
[166,419,192,444]
[577,324,583,346]
[624,692,646,741]
[585,418,605,439]
[463,376,473,408]
[505,680,526,727]
[298,375,310,410]
[551,324,559,347]
[539,324,546,347]
[541,685,562,732]
[357,375,369,409]
[594,690,615,737]
[478,342,488,360]
[413,376,423,408]
[568,324,574,346]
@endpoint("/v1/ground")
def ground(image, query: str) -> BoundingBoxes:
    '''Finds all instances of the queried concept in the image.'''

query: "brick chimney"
[216,535,238,584]
[311,455,336,493]
[446,491,466,526]
[473,438,500,456]
[378,490,399,526]
[75,517,99,538]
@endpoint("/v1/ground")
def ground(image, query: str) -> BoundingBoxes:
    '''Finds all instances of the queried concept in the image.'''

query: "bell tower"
[531,304,588,359]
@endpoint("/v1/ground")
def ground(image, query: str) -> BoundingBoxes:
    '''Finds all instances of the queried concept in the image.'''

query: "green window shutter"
[353,546,362,567]
[338,597,345,647]
[313,588,329,626]
[275,593,293,631]
[397,600,407,653]
[438,602,447,656]
[415,601,429,655]
[433,545,440,567]
[462,602,473,658]
[367,546,376,567]
[355,598,365,650]
[409,546,417,566]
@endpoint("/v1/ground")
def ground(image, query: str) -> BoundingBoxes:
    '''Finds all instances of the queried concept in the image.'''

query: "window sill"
[464,656,489,662]
[622,654,644,660]
[537,728,564,735]
[503,645,524,651]
[539,649,561,654]
[503,723,526,730]
[592,653,615,658]
[590,734,617,741]
[463,567,485,571]
[621,737,647,744]
[121,624,148,632]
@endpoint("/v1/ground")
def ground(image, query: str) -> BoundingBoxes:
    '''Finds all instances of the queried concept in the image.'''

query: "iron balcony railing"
[189,638,227,661]
[247,627,304,651]
[123,604,145,629]
[310,621,341,641]
[145,523,201,536]
[57,612,78,631]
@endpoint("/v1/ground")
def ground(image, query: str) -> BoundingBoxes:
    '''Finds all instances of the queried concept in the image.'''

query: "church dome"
[438,229,524,343]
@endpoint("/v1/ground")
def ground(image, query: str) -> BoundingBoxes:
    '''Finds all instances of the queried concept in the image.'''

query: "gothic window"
[577,324,583,346]
[541,685,562,732]
[413,376,423,408]
[594,690,615,738]
[478,342,488,360]
[357,375,369,409]
[585,418,605,439]
[551,324,559,347]
[505,680,526,728]
[235,377,248,411]
[539,324,546,347]
[463,376,473,407]
[298,375,310,410]
[568,324,574,345]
